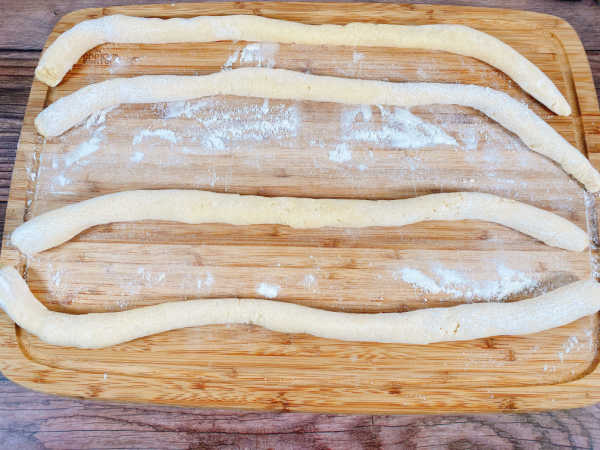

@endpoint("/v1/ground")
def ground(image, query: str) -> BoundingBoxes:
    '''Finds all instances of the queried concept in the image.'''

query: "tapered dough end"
[0,266,26,311]
[11,225,34,257]
[33,114,45,138]
[587,182,600,194]
[35,65,60,88]
[544,219,589,252]
[574,162,600,193]
[564,231,589,252]
[33,110,52,138]
[554,97,572,117]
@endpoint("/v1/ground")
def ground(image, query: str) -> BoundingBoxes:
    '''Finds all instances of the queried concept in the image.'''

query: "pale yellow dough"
[10,190,588,256]
[0,266,597,348]
[34,68,600,191]
[34,14,570,115]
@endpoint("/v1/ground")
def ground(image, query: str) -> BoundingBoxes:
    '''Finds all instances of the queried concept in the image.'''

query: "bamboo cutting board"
[1,2,599,413]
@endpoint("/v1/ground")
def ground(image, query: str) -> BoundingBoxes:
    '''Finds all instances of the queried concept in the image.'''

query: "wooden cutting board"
[1,2,599,414]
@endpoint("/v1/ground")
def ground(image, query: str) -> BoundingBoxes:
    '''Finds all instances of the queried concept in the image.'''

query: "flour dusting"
[352,51,365,63]
[341,105,457,149]
[197,272,215,289]
[222,43,279,69]
[329,143,352,163]
[162,98,300,152]
[106,54,125,74]
[302,274,317,290]
[55,174,70,187]
[393,263,538,301]
[62,126,105,168]
[557,335,581,363]
[240,42,279,68]
[51,269,62,288]
[257,282,280,298]
[222,49,240,69]
[133,128,179,145]
[136,267,166,287]
[85,106,116,129]
[556,332,594,363]
[130,151,144,163]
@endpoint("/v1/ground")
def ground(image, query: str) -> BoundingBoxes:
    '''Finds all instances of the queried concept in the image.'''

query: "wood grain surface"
[0,0,600,448]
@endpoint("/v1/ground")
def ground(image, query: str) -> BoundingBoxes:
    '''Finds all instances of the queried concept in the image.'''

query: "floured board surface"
[1,2,600,413]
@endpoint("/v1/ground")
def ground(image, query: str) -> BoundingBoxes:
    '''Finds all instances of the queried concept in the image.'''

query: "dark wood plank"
[1,373,599,449]
[0,0,599,51]
[0,51,36,204]
[591,51,600,102]
[0,1,600,448]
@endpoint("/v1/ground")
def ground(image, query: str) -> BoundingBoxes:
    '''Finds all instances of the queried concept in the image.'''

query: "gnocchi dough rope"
[34,68,600,191]
[0,266,597,348]
[10,190,589,256]
[35,14,570,115]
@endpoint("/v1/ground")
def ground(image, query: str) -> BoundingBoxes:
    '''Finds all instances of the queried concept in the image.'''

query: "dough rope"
[11,190,588,256]
[0,266,597,348]
[34,68,600,191]
[35,14,570,115]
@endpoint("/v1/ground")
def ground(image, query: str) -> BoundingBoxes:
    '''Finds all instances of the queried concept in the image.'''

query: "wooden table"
[1,1,599,448]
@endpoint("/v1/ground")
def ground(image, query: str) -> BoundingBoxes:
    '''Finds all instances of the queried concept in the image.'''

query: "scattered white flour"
[256,282,280,298]
[557,334,591,363]
[25,165,36,183]
[162,98,300,152]
[558,336,577,363]
[103,373,108,380]
[222,49,240,69]
[36,261,87,306]
[585,328,595,351]
[340,105,457,149]
[240,42,279,68]
[163,100,206,119]
[48,109,114,190]
[360,104,373,121]
[197,272,215,289]
[106,54,124,74]
[55,174,70,187]
[393,263,539,301]
[222,43,279,69]
[329,143,352,163]
[207,168,218,187]
[85,106,116,129]
[416,66,432,81]
[63,129,104,167]
[457,126,479,151]
[302,274,317,290]
[51,269,62,288]
[136,267,166,287]
[352,51,365,63]
[130,151,144,163]
[132,128,179,145]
